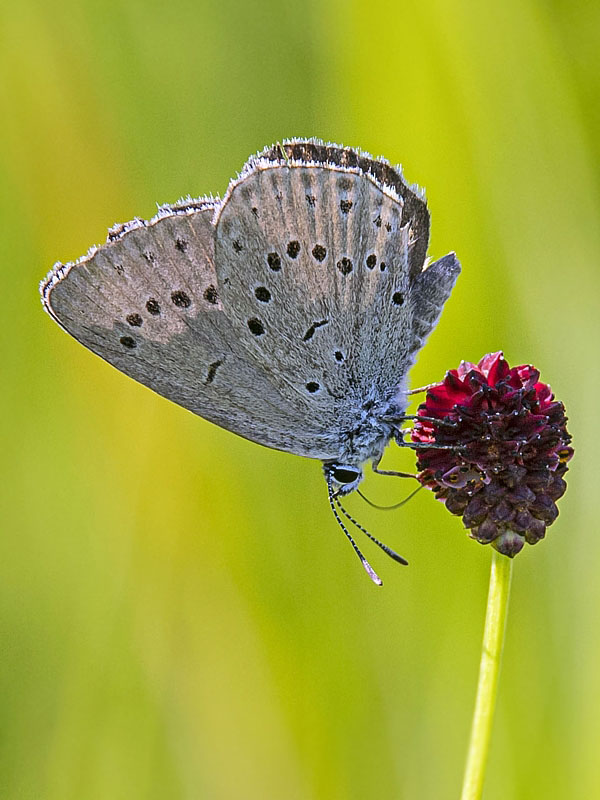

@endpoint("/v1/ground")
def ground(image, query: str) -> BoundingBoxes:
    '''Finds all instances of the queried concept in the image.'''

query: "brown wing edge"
[236,137,430,275]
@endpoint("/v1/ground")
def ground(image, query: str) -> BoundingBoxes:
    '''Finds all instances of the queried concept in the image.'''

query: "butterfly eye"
[332,466,361,485]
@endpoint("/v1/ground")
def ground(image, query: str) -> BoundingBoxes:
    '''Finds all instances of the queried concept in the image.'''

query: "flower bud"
[411,352,573,557]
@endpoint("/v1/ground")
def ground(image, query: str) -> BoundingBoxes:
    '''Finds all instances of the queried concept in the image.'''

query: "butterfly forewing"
[214,159,420,421]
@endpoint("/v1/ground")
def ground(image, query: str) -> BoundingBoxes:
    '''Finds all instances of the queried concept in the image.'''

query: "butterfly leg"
[395,430,465,453]
[407,383,440,395]
[373,467,419,479]
[371,456,417,480]
[400,414,458,428]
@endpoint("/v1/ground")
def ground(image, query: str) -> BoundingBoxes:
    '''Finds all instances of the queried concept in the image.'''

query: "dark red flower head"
[411,352,573,557]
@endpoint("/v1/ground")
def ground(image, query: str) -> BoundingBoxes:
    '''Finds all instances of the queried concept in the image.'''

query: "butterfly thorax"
[324,387,408,484]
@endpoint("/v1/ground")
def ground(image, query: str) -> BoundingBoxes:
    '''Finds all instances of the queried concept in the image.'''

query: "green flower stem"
[460,550,513,800]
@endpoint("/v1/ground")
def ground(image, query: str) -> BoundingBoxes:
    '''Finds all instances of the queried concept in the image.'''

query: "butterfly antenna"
[326,476,383,586]
[357,484,423,511]
[334,495,408,566]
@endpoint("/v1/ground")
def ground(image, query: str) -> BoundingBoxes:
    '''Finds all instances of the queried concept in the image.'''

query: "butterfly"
[41,138,460,584]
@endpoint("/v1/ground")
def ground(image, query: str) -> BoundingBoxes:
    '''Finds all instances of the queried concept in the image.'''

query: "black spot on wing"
[248,318,265,336]
[205,359,224,385]
[146,298,160,315]
[267,252,281,271]
[312,244,326,262]
[302,320,328,341]
[171,290,191,308]
[203,285,219,304]
[255,286,271,302]
[336,257,353,275]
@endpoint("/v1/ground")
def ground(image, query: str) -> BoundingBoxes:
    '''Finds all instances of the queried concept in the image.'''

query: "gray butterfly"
[41,138,460,584]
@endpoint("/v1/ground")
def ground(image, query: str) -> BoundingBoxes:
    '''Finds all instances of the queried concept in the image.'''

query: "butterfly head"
[323,463,364,496]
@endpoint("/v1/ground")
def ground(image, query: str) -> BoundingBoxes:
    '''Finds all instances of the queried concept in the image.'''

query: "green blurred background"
[1,0,598,797]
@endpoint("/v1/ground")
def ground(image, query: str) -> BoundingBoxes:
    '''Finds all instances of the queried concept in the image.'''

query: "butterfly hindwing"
[42,203,344,457]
